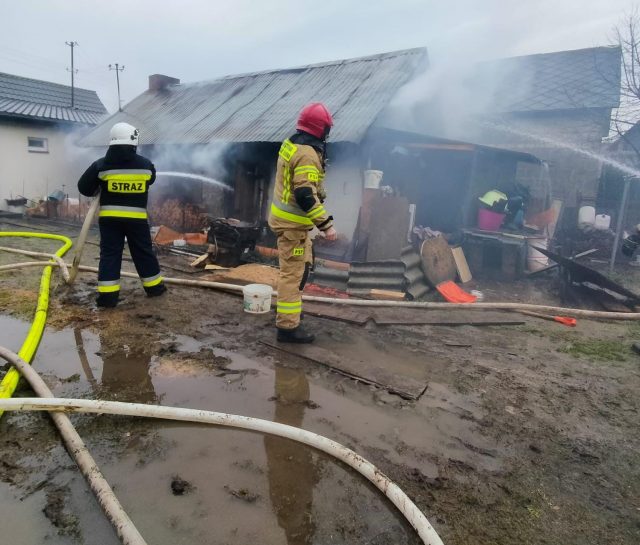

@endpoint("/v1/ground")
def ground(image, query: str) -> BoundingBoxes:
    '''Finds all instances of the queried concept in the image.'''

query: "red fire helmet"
[296,103,333,139]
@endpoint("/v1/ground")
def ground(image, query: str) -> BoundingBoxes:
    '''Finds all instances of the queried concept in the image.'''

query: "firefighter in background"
[268,103,338,343]
[78,122,167,308]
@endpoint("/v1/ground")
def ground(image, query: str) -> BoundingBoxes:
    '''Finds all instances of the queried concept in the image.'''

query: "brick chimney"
[148,74,180,91]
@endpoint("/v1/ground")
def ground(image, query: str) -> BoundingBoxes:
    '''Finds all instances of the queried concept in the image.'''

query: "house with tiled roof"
[0,72,107,211]
[381,46,621,213]
[468,46,621,209]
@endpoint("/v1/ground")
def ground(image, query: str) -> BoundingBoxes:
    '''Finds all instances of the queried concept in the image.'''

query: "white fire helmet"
[109,122,139,146]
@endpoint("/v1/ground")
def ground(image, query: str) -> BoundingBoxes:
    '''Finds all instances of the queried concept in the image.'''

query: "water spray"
[156,171,234,192]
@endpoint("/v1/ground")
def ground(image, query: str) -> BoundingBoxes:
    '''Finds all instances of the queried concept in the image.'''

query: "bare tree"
[611,7,640,159]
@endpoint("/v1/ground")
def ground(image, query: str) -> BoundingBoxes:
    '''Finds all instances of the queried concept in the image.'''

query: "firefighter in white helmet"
[77,122,167,307]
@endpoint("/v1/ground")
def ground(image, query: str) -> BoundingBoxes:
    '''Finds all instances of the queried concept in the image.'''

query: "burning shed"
[79,47,546,266]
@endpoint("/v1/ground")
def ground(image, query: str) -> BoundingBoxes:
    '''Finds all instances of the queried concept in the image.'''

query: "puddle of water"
[0,482,70,545]
[0,315,427,544]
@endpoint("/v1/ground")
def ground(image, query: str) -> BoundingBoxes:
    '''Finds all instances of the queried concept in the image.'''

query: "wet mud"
[0,220,639,544]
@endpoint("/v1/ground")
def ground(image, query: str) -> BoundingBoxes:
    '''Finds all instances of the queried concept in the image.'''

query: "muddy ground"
[0,217,639,545]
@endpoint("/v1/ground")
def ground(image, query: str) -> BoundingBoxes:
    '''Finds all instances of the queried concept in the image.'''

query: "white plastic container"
[242,284,273,314]
[527,237,549,272]
[578,206,596,227]
[363,170,383,189]
[594,214,611,230]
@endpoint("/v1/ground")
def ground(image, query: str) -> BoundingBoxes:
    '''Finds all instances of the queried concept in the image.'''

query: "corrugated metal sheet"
[0,72,107,124]
[80,48,427,146]
[347,247,430,300]
[312,266,349,291]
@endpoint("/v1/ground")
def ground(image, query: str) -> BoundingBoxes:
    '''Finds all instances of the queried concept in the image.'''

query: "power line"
[65,41,78,107]
[108,63,125,112]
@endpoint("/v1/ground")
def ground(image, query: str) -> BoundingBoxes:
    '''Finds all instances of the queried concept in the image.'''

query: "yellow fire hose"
[0,232,72,413]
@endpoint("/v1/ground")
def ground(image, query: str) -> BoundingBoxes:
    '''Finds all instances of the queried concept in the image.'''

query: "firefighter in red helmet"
[268,103,337,343]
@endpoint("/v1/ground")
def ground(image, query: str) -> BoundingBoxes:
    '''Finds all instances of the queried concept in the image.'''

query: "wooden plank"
[369,289,406,300]
[303,302,371,325]
[451,246,472,283]
[190,253,210,268]
[260,336,430,400]
[371,308,524,326]
[366,196,410,261]
[373,317,525,326]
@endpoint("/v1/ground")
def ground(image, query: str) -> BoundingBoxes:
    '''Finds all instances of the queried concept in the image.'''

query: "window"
[27,137,48,153]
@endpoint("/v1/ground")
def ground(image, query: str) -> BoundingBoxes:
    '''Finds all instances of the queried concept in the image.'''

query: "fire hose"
[0,227,445,545]
[0,345,444,545]
[1,248,640,319]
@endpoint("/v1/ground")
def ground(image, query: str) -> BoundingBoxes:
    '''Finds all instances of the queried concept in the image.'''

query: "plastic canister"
[578,206,596,227]
[527,237,549,272]
[363,170,383,189]
[242,283,273,314]
[594,214,611,230]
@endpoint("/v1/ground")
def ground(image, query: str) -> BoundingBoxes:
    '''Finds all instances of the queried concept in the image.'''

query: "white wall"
[322,150,363,239]
[0,119,91,210]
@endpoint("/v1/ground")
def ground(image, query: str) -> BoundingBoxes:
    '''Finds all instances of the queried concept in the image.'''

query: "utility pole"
[609,175,635,274]
[65,41,78,107]
[108,63,125,111]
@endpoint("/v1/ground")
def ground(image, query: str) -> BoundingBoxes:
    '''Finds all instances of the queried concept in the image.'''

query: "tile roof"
[0,72,107,124]
[476,46,621,113]
[80,48,427,146]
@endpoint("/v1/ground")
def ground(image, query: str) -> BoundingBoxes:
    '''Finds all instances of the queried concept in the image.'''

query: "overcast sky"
[0,0,635,112]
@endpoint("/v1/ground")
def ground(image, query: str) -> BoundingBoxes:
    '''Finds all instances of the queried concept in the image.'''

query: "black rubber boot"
[145,283,168,297]
[96,293,119,308]
[277,326,315,344]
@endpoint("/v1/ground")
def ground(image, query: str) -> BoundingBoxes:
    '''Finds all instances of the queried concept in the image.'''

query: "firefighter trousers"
[275,229,312,329]
[97,219,164,304]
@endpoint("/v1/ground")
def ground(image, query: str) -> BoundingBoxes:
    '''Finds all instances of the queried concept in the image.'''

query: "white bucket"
[527,237,549,272]
[363,170,383,189]
[578,206,595,227]
[242,283,273,314]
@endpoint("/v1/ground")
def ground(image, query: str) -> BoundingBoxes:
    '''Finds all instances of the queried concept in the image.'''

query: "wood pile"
[148,198,207,231]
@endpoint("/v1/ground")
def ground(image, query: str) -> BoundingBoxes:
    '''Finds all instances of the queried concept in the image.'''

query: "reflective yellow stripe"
[307,206,326,220]
[277,307,302,314]
[99,210,148,219]
[277,301,302,308]
[142,276,163,288]
[97,285,120,293]
[270,203,313,226]
[102,174,151,182]
[294,165,320,183]
[282,167,291,204]
[294,166,319,174]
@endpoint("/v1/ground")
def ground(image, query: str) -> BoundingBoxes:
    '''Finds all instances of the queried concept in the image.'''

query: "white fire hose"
[0,250,639,320]
[0,345,444,545]
[0,346,147,545]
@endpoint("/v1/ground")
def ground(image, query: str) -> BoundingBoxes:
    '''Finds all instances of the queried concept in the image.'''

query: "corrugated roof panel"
[80,47,427,146]
[0,72,107,125]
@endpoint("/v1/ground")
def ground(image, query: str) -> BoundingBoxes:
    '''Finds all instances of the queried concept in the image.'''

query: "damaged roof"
[80,48,428,146]
[478,46,622,113]
[0,72,107,124]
